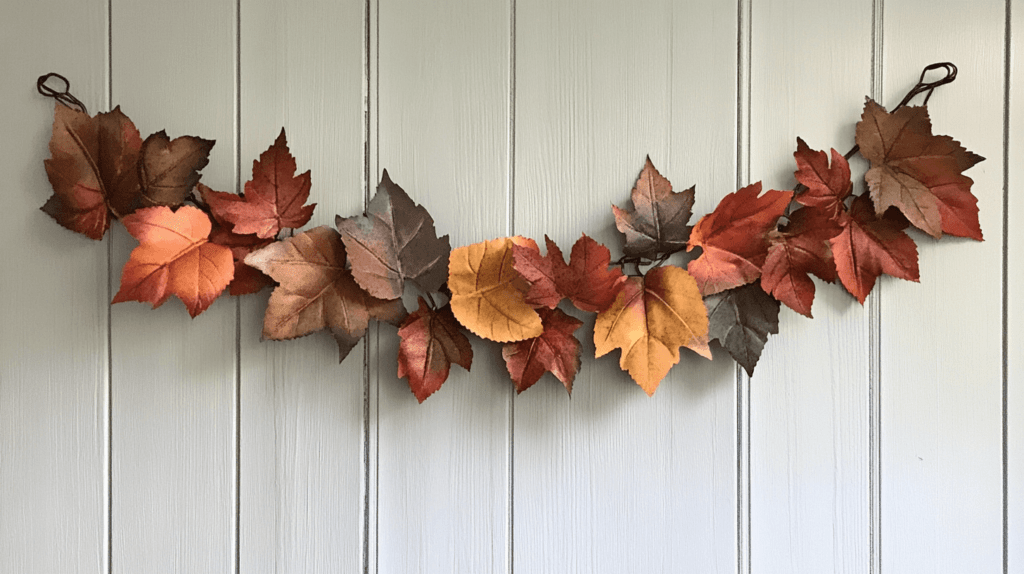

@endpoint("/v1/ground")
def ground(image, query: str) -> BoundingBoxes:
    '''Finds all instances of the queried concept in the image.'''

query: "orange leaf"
[397,299,473,402]
[448,237,544,343]
[112,205,234,317]
[594,265,711,395]
[686,182,792,296]
[502,307,584,395]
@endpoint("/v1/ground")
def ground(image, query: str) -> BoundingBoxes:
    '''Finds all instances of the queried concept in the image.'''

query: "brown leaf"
[760,208,840,317]
[612,156,695,258]
[793,137,852,218]
[244,226,406,361]
[856,99,984,239]
[594,265,711,395]
[502,307,584,395]
[112,205,234,317]
[337,170,451,300]
[42,104,143,239]
[397,299,473,402]
[139,130,215,208]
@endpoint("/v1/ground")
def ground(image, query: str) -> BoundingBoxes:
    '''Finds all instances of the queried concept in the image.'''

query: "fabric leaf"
[760,207,841,317]
[139,130,215,208]
[397,299,473,403]
[512,234,626,312]
[704,280,780,376]
[502,307,584,395]
[793,137,852,218]
[612,156,695,258]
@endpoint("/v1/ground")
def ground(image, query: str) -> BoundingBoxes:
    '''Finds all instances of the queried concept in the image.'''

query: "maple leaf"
[512,234,626,312]
[793,137,852,218]
[42,104,142,239]
[856,99,984,239]
[612,156,695,259]
[397,299,473,403]
[686,182,793,296]
[502,307,584,395]
[760,207,841,317]
[337,170,451,300]
[594,265,711,395]
[830,194,920,304]
[448,237,544,343]
[112,205,234,317]
[202,129,316,239]
[139,130,215,208]
[244,225,406,361]
[200,184,274,295]
[704,280,780,376]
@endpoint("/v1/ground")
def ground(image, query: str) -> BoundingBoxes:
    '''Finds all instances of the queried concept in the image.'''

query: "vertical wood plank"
[372,0,511,571]
[0,2,108,573]
[747,1,872,571]
[109,0,238,571]
[237,0,366,571]
[881,1,1006,571]
[1008,0,1021,570]
[513,1,738,571]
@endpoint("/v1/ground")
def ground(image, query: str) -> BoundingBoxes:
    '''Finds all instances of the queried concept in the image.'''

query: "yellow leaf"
[594,265,711,395]
[448,237,544,342]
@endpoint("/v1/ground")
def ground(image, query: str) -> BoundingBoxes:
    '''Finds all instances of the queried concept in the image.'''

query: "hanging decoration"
[32,63,984,402]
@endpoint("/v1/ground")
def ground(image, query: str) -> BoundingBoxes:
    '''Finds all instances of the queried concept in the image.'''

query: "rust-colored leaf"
[512,234,626,312]
[42,104,142,239]
[686,182,793,296]
[139,130,214,208]
[830,194,920,304]
[793,137,852,218]
[612,156,695,258]
[856,99,984,239]
[594,265,711,395]
[397,299,473,402]
[201,183,274,295]
[244,226,406,361]
[761,207,841,317]
[337,170,451,300]
[448,237,544,343]
[503,307,584,395]
[202,129,316,239]
[112,205,234,317]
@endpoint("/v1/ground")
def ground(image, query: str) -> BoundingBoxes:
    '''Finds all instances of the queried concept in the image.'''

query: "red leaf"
[512,234,626,312]
[761,208,841,317]
[502,307,584,395]
[203,129,316,239]
[201,184,274,295]
[397,299,473,402]
[793,137,852,218]
[42,104,143,239]
[830,194,920,304]
[112,205,234,317]
[686,182,793,296]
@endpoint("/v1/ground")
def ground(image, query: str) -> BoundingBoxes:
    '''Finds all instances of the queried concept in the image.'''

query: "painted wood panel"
[513,1,738,571]
[0,1,108,573]
[880,1,1006,571]
[109,0,238,571]
[237,1,367,572]
[1009,0,1022,570]
[747,1,872,571]
[371,0,512,571]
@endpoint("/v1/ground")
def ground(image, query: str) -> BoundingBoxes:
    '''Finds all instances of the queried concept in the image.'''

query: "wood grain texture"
[372,0,511,571]
[513,1,738,571]
[0,1,108,573]
[747,1,871,571]
[1009,0,1022,570]
[109,0,238,571]
[237,1,367,572]
[880,1,1006,571]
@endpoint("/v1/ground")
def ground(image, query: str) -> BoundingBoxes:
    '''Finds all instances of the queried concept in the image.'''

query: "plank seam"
[233,0,242,572]
[868,1,884,572]
[735,0,751,572]
[362,0,373,571]
[106,0,114,571]
[506,0,517,572]
[1002,1,1012,572]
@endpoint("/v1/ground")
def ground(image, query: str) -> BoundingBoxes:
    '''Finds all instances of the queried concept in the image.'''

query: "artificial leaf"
[42,104,142,239]
[203,129,316,239]
[704,280,780,376]
[397,299,473,403]
[612,156,695,258]
[594,265,711,395]
[244,225,406,361]
[856,99,984,239]
[830,194,920,304]
[760,208,841,317]
[448,237,544,343]
[112,205,234,317]
[512,234,626,312]
[139,130,214,208]
[502,307,584,395]
[793,137,852,218]
[337,170,451,300]
[199,183,275,295]
[687,182,793,296]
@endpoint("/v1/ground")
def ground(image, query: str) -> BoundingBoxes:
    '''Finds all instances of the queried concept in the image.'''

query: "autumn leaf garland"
[36,75,986,401]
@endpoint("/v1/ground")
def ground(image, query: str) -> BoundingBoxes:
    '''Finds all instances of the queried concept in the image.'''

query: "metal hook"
[36,72,88,115]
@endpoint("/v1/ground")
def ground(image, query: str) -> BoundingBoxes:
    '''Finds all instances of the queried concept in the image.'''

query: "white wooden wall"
[0,0,1019,572]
